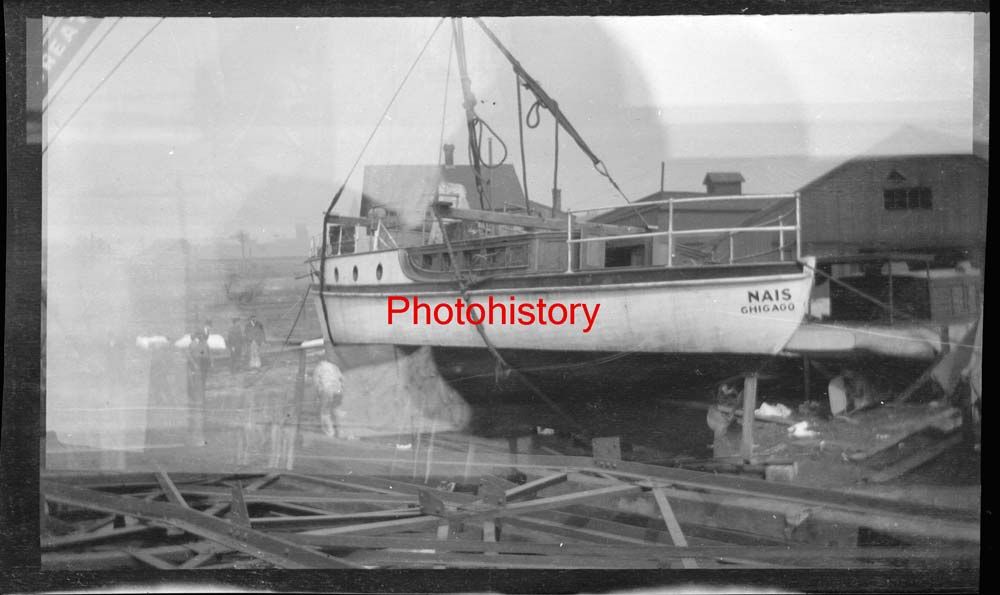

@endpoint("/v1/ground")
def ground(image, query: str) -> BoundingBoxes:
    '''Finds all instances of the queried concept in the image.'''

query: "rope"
[44,18,163,154]
[515,74,531,213]
[431,208,589,437]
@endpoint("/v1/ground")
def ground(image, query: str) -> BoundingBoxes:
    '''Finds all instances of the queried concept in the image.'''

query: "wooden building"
[795,154,988,264]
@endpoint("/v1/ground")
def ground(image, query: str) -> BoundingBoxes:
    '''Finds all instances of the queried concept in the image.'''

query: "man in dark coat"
[245,314,265,369]
[227,317,245,373]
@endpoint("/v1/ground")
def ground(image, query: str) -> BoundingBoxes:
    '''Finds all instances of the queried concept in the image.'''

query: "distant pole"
[660,161,665,194]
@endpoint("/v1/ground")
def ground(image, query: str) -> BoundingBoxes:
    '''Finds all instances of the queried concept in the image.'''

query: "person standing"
[186,329,211,446]
[245,314,265,369]
[227,317,245,373]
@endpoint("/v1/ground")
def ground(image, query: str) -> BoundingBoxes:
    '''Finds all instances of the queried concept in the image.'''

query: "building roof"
[799,153,989,193]
[703,172,745,185]
[589,189,775,224]
[360,164,553,222]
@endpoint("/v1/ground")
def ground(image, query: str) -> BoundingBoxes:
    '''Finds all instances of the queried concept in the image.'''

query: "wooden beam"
[42,480,361,569]
[651,487,697,569]
[128,549,178,570]
[866,433,963,484]
[230,484,251,527]
[506,472,568,501]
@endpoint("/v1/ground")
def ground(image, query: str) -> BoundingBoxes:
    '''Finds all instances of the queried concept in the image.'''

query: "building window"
[883,187,932,211]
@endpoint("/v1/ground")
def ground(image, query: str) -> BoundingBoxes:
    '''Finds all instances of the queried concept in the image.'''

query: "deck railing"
[565,192,801,273]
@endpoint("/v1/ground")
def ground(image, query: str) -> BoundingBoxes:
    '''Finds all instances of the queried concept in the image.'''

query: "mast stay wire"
[317,18,447,350]
[473,17,653,230]
[43,17,163,154]
[42,17,124,114]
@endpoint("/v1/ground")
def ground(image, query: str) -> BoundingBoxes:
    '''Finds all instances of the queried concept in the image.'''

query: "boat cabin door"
[326,222,356,255]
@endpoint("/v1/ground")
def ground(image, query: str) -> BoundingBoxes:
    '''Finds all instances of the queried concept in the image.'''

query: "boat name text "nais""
[387,295,601,333]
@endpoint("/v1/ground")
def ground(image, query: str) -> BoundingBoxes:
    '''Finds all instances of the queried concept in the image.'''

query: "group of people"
[225,314,267,373]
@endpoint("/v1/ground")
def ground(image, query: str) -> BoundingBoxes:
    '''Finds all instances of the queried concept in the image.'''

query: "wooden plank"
[651,487,697,569]
[178,486,416,505]
[179,550,216,569]
[128,549,178,570]
[41,524,156,551]
[300,514,441,537]
[867,433,964,483]
[230,484,251,527]
[249,508,421,528]
[454,483,641,522]
[506,472,568,501]
[154,470,190,508]
[344,549,664,569]
[42,480,360,569]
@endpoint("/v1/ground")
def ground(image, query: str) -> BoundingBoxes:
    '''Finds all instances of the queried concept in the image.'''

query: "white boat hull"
[312,250,814,356]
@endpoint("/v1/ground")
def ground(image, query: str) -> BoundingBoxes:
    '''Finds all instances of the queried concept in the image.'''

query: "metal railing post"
[778,213,785,261]
[729,234,734,264]
[667,200,674,267]
[795,192,802,261]
[566,211,573,274]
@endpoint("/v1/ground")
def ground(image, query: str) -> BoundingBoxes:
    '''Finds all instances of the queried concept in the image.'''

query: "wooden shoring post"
[651,487,697,569]
[741,372,759,461]
[802,355,811,403]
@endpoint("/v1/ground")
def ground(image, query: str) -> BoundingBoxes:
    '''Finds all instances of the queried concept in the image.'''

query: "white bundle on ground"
[173,334,227,350]
[136,335,169,350]
[755,402,793,418]
[206,334,227,351]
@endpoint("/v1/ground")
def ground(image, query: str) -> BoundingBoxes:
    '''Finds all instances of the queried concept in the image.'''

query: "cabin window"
[376,263,383,280]
[352,266,358,281]
[605,243,646,268]
[883,187,932,210]
[334,267,339,282]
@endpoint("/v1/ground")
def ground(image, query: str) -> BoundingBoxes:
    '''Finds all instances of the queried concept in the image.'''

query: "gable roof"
[799,154,988,193]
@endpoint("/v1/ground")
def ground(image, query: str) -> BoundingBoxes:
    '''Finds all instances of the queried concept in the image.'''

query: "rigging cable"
[431,207,589,437]
[318,18,446,352]
[44,18,163,154]
[42,17,124,114]
[473,17,653,230]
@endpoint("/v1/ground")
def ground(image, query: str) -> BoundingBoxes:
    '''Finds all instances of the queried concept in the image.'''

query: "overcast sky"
[42,13,981,251]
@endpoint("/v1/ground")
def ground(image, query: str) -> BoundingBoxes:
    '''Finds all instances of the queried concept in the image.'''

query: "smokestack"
[443,144,455,167]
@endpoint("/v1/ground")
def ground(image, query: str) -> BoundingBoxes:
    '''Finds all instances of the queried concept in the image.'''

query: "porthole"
[376,263,383,281]
[333,267,339,282]
[352,266,359,281]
